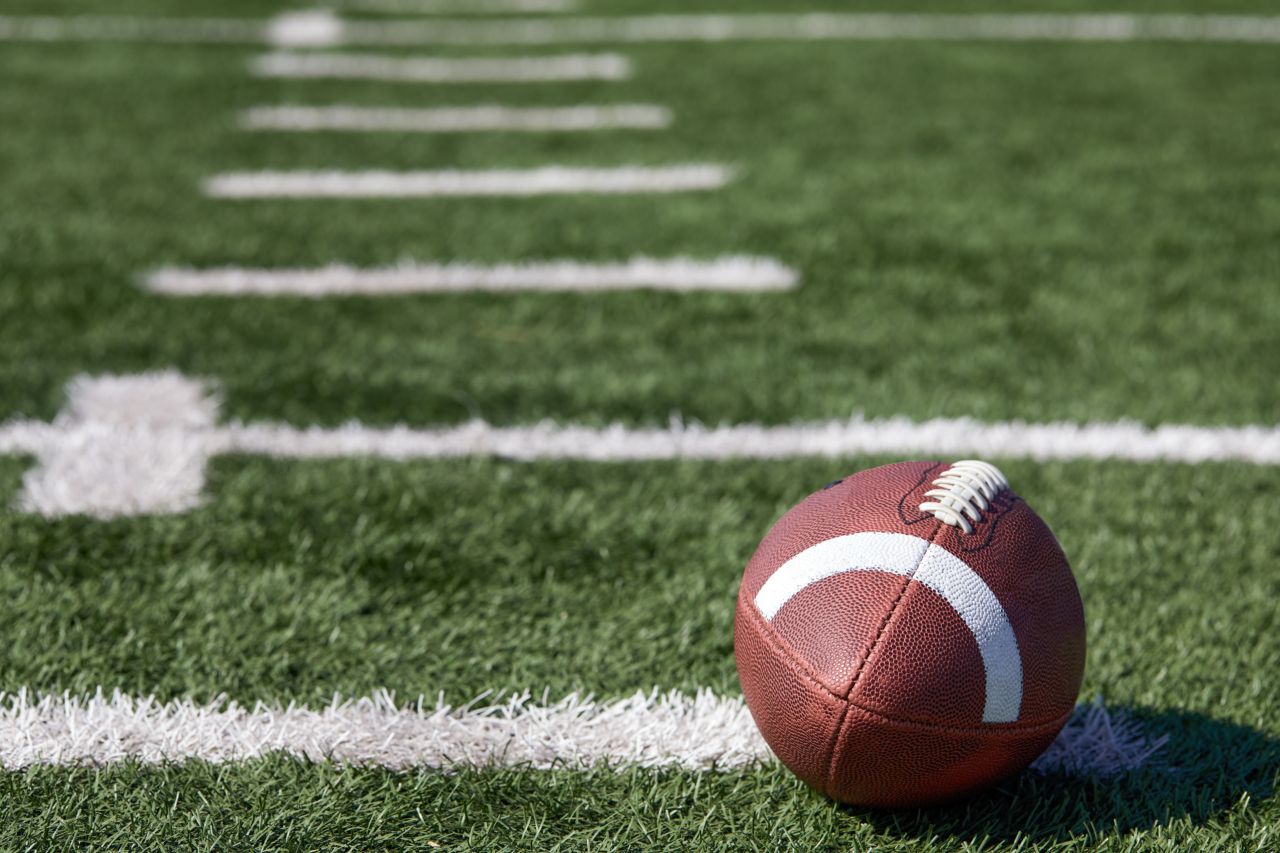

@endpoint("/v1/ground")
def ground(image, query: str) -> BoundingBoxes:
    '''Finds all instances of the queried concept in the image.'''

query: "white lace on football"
[918,460,1010,534]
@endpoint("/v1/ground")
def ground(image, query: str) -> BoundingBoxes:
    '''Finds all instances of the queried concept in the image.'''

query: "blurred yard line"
[4,12,1280,46]
[203,165,734,198]
[239,104,670,132]
[342,0,574,13]
[251,51,631,82]
[145,257,795,296]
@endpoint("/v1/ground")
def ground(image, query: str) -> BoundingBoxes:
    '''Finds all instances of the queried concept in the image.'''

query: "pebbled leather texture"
[733,460,1086,808]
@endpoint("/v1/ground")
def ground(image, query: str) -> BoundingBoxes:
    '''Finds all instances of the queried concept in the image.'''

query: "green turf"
[13,0,1280,14]
[2,36,1279,427]
[8,1,1280,16]
[2,743,1277,852]
[0,456,1276,712]
[2,0,1280,848]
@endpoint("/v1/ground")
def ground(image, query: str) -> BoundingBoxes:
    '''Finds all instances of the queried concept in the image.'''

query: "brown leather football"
[734,460,1085,808]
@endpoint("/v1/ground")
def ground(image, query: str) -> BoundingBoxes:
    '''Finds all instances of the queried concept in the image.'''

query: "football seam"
[955,493,1023,554]
[738,590,850,704]
[894,461,1025,553]
[739,587,1071,734]
[839,521,944,703]
[842,692,1074,737]
[894,461,945,527]
[820,521,943,793]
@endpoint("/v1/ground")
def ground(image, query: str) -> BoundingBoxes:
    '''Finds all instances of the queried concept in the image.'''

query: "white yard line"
[343,0,575,13]
[3,372,1279,518]
[251,51,631,83]
[0,688,1159,776]
[4,13,1280,46]
[144,257,794,296]
[203,165,733,198]
[334,13,1280,45]
[218,418,1280,464]
[239,104,671,133]
[0,15,265,44]
[0,10,334,47]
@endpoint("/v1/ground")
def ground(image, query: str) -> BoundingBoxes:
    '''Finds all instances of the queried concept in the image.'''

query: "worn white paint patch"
[14,373,216,519]
[4,14,1280,45]
[0,688,1159,777]
[204,165,733,199]
[239,104,671,133]
[250,51,631,83]
[344,0,575,13]
[144,257,796,296]
[1033,697,1169,777]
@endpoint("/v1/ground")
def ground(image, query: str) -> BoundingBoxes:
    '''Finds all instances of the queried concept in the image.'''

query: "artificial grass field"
[0,456,1276,848]
[3,20,1279,428]
[0,456,1278,849]
[2,0,1279,849]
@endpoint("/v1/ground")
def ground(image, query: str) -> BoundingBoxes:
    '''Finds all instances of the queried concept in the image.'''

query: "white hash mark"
[11,373,216,519]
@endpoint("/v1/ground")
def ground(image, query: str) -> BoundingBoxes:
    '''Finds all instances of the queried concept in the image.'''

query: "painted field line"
[204,165,732,199]
[344,0,575,13]
[330,13,1280,46]
[251,51,631,83]
[219,418,1280,465]
[4,373,1280,519]
[239,104,671,133]
[0,10,340,47]
[145,257,794,296]
[6,14,1280,46]
[0,15,265,44]
[0,688,1160,776]
[269,10,346,47]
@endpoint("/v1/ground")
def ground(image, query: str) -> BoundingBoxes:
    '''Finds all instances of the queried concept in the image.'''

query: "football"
[734,460,1086,808]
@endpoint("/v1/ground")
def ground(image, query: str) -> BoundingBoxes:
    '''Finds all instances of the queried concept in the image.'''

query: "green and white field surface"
[0,0,1278,849]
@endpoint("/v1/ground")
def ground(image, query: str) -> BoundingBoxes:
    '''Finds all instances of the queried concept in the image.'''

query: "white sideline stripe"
[204,165,732,199]
[6,14,1280,46]
[0,688,1161,776]
[344,0,575,13]
[251,51,631,83]
[239,104,672,133]
[4,372,1280,517]
[144,257,795,296]
[754,532,1022,723]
